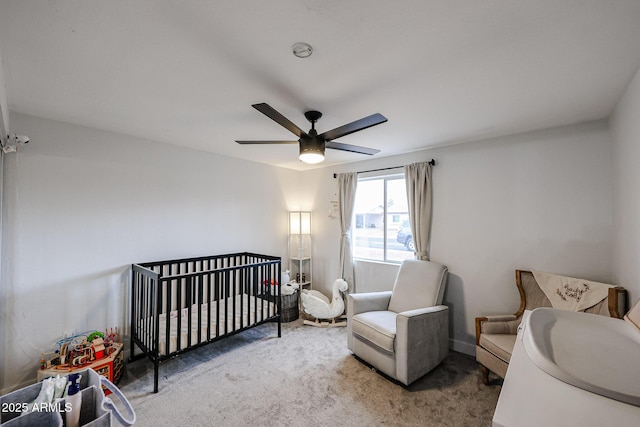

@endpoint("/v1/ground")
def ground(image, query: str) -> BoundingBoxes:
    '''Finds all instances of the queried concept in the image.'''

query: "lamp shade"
[299,152,324,164]
[299,137,325,164]
[289,211,311,234]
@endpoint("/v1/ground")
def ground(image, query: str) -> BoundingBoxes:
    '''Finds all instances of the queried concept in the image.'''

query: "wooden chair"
[475,270,627,385]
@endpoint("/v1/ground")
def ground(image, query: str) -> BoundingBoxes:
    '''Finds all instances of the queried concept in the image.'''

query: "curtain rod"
[333,158,435,178]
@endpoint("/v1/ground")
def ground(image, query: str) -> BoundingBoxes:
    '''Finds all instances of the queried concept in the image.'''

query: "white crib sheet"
[146,294,276,356]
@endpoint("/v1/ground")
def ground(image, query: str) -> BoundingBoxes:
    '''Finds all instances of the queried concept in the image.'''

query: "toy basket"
[281,291,299,322]
[1,368,135,426]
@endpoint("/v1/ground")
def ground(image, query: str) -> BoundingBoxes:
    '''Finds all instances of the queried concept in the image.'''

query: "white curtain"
[338,172,358,292]
[404,162,433,261]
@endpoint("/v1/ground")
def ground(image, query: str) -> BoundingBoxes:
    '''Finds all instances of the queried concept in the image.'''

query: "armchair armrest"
[475,314,521,345]
[347,291,392,316]
[397,305,449,339]
[396,305,449,385]
[398,305,449,319]
[346,291,393,352]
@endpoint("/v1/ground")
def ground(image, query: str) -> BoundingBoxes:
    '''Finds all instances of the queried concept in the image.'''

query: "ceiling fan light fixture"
[237,103,386,163]
[299,138,325,164]
[299,151,324,164]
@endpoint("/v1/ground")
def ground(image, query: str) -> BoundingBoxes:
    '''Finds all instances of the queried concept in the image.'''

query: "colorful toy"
[40,327,122,370]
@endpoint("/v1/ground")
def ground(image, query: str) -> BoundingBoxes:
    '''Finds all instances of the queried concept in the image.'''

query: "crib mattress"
[144,294,277,356]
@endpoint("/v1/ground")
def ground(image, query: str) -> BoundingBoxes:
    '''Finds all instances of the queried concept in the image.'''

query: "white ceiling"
[2,1,640,171]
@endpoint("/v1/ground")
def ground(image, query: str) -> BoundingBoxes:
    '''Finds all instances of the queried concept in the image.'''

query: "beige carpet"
[120,319,501,426]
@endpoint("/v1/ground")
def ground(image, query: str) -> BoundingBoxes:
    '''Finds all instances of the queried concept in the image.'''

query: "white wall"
[0,111,619,391]
[0,113,298,393]
[611,66,640,304]
[307,121,613,354]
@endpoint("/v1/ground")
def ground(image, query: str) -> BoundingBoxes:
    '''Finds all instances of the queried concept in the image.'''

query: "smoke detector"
[292,42,313,58]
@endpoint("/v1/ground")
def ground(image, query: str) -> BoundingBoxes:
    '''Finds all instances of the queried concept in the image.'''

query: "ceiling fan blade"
[325,141,380,155]
[252,103,308,138]
[319,113,387,141]
[236,140,298,145]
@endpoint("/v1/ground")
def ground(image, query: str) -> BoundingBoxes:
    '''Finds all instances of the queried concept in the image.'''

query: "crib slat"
[232,269,237,332]
[227,268,231,333]
[215,270,221,338]
[176,277,182,352]
[165,278,171,357]
[197,275,203,345]
[186,276,192,349]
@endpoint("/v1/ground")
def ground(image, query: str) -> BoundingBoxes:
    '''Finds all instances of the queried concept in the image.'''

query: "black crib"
[130,252,281,392]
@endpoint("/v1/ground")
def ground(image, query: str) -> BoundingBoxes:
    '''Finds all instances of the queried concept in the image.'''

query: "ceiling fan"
[236,103,387,164]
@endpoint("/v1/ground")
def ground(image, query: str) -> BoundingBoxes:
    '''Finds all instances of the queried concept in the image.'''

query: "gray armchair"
[347,259,449,386]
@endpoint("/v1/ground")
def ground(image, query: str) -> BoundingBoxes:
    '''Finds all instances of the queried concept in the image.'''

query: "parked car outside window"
[396,220,414,251]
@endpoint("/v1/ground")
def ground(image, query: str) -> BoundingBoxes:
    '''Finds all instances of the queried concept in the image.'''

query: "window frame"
[352,170,410,264]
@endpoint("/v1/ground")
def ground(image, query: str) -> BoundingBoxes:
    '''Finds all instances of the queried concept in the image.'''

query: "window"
[352,173,414,263]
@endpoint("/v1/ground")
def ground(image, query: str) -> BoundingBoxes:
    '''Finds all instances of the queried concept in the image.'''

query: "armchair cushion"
[351,311,397,354]
[388,260,447,313]
[478,334,516,363]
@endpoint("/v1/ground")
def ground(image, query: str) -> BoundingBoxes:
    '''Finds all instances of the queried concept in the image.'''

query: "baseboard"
[449,338,475,356]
